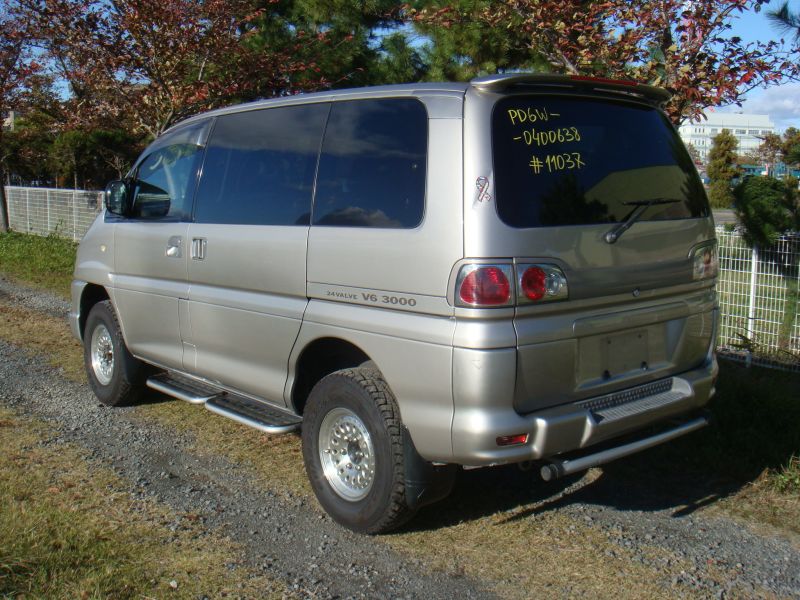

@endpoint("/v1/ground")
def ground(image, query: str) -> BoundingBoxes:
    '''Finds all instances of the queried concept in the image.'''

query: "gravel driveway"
[1,276,798,599]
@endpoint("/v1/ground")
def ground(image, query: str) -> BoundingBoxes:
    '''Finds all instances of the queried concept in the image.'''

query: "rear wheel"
[83,300,148,406]
[302,368,415,534]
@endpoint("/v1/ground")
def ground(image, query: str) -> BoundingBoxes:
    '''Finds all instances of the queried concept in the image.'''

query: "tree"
[17,0,346,138]
[0,8,38,231]
[408,0,547,81]
[769,1,800,42]
[754,131,784,170]
[410,0,800,124]
[734,175,800,351]
[707,129,739,208]
[782,127,800,167]
[686,142,702,165]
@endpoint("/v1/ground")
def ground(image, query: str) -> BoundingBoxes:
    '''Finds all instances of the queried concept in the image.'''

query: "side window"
[130,122,207,220]
[194,103,329,226]
[313,98,427,228]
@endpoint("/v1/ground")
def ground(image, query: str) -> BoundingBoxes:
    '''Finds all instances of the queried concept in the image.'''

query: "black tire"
[302,368,415,534]
[83,300,148,406]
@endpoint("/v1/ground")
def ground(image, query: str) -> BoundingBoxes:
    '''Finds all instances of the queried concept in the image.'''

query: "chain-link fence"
[716,227,800,371]
[3,186,103,241]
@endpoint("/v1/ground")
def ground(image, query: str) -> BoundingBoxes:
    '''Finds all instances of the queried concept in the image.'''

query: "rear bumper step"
[146,373,301,434]
[539,415,709,481]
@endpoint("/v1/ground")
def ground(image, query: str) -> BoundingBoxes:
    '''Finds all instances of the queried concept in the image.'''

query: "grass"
[0,298,794,598]
[0,235,798,597]
[0,408,287,599]
[0,299,85,382]
[0,231,77,299]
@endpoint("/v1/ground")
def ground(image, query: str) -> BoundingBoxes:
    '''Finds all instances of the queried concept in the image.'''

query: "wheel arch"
[289,337,374,415]
[79,284,111,339]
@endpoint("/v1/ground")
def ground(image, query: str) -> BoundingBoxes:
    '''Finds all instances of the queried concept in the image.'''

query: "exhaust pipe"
[540,415,709,482]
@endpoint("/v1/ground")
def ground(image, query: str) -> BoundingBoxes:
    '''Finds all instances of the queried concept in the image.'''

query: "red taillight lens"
[459,266,511,306]
[521,267,547,301]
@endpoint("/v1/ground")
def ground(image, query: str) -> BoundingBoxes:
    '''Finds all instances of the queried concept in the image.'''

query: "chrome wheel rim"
[318,407,375,501]
[90,323,114,386]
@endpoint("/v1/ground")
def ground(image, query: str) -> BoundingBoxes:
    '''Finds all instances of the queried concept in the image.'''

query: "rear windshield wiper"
[603,198,680,244]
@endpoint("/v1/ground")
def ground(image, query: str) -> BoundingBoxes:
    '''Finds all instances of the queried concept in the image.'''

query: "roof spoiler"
[471,73,671,107]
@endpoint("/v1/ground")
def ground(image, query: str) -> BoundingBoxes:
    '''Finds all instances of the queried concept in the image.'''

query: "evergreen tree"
[706,129,738,208]
[734,176,800,351]
[769,1,800,42]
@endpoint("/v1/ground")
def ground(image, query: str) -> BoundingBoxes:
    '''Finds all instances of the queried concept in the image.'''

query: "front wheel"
[302,368,416,534]
[83,300,148,406]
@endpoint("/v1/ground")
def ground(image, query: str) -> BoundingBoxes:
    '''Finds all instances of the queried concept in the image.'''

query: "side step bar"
[147,373,219,405]
[540,415,709,482]
[146,373,301,434]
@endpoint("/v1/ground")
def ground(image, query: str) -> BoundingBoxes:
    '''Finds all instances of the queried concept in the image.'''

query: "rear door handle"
[166,236,182,258]
[191,238,207,260]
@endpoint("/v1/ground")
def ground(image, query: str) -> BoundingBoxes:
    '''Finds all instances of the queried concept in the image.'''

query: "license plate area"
[604,329,648,375]
[578,327,659,387]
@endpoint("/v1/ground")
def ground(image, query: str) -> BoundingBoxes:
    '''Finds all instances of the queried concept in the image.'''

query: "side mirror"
[105,180,130,216]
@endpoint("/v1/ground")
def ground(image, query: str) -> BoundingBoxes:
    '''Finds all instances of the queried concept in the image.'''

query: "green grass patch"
[0,231,77,299]
[0,409,286,599]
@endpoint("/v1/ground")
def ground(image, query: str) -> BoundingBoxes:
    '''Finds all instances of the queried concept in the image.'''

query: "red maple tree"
[17,0,335,138]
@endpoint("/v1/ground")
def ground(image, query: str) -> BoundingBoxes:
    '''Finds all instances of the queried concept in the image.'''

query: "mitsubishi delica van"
[70,74,719,533]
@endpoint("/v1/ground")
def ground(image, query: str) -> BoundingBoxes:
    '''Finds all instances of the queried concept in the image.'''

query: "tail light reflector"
[496,433,529,447]
[457,265,512,307]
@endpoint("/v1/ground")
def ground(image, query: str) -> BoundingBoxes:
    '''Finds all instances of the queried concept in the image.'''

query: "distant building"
[678,113,775,163]
[2,110,17,131]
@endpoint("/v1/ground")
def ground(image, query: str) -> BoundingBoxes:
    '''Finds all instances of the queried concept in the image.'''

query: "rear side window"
[313,98,427,228]
[194,103,329,226]
[492,96,709,228]
[130,122,207,220]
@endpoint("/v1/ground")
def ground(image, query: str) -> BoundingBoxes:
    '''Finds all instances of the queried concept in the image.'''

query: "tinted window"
[194,104,328,226]
[313,98,427,228]
[131,123,207,220]
[492,96,709,228]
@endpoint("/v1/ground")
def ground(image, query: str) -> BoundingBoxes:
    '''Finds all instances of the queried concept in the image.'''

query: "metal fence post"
[25,187,30,232]
[46,189,52,234]
[746,244,759,366]
[72,190,78,241]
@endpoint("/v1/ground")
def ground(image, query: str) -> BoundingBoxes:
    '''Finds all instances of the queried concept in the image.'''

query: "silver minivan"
[71,74,719,533]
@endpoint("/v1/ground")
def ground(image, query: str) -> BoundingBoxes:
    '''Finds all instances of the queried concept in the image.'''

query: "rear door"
[112,121,209,369]
[464,90,717,411]
[185,103,329,403]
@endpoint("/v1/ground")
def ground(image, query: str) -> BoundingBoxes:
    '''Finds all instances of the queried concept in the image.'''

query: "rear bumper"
[450,354,718,466]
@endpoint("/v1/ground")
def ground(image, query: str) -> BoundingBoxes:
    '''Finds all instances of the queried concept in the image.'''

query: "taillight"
[456,265,513,307]
[690,241,719,281]
[518,264,568,304]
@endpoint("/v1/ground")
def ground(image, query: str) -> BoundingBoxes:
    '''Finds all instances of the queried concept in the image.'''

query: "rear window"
[492,96,709,228]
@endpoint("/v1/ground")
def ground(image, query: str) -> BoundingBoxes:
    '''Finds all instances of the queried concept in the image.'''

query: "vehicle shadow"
[405,362,799,533]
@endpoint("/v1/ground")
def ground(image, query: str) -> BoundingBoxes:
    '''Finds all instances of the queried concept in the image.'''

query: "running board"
[539,415,709,481]
[147,373,219,404]
[146,373,301,434]
[206,395,301,434]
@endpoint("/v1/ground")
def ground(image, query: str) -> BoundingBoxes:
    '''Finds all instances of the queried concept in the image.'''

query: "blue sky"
[717,0,800,131]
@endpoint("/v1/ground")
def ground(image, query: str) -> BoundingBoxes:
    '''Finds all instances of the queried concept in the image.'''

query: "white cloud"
[736,84,800,131]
